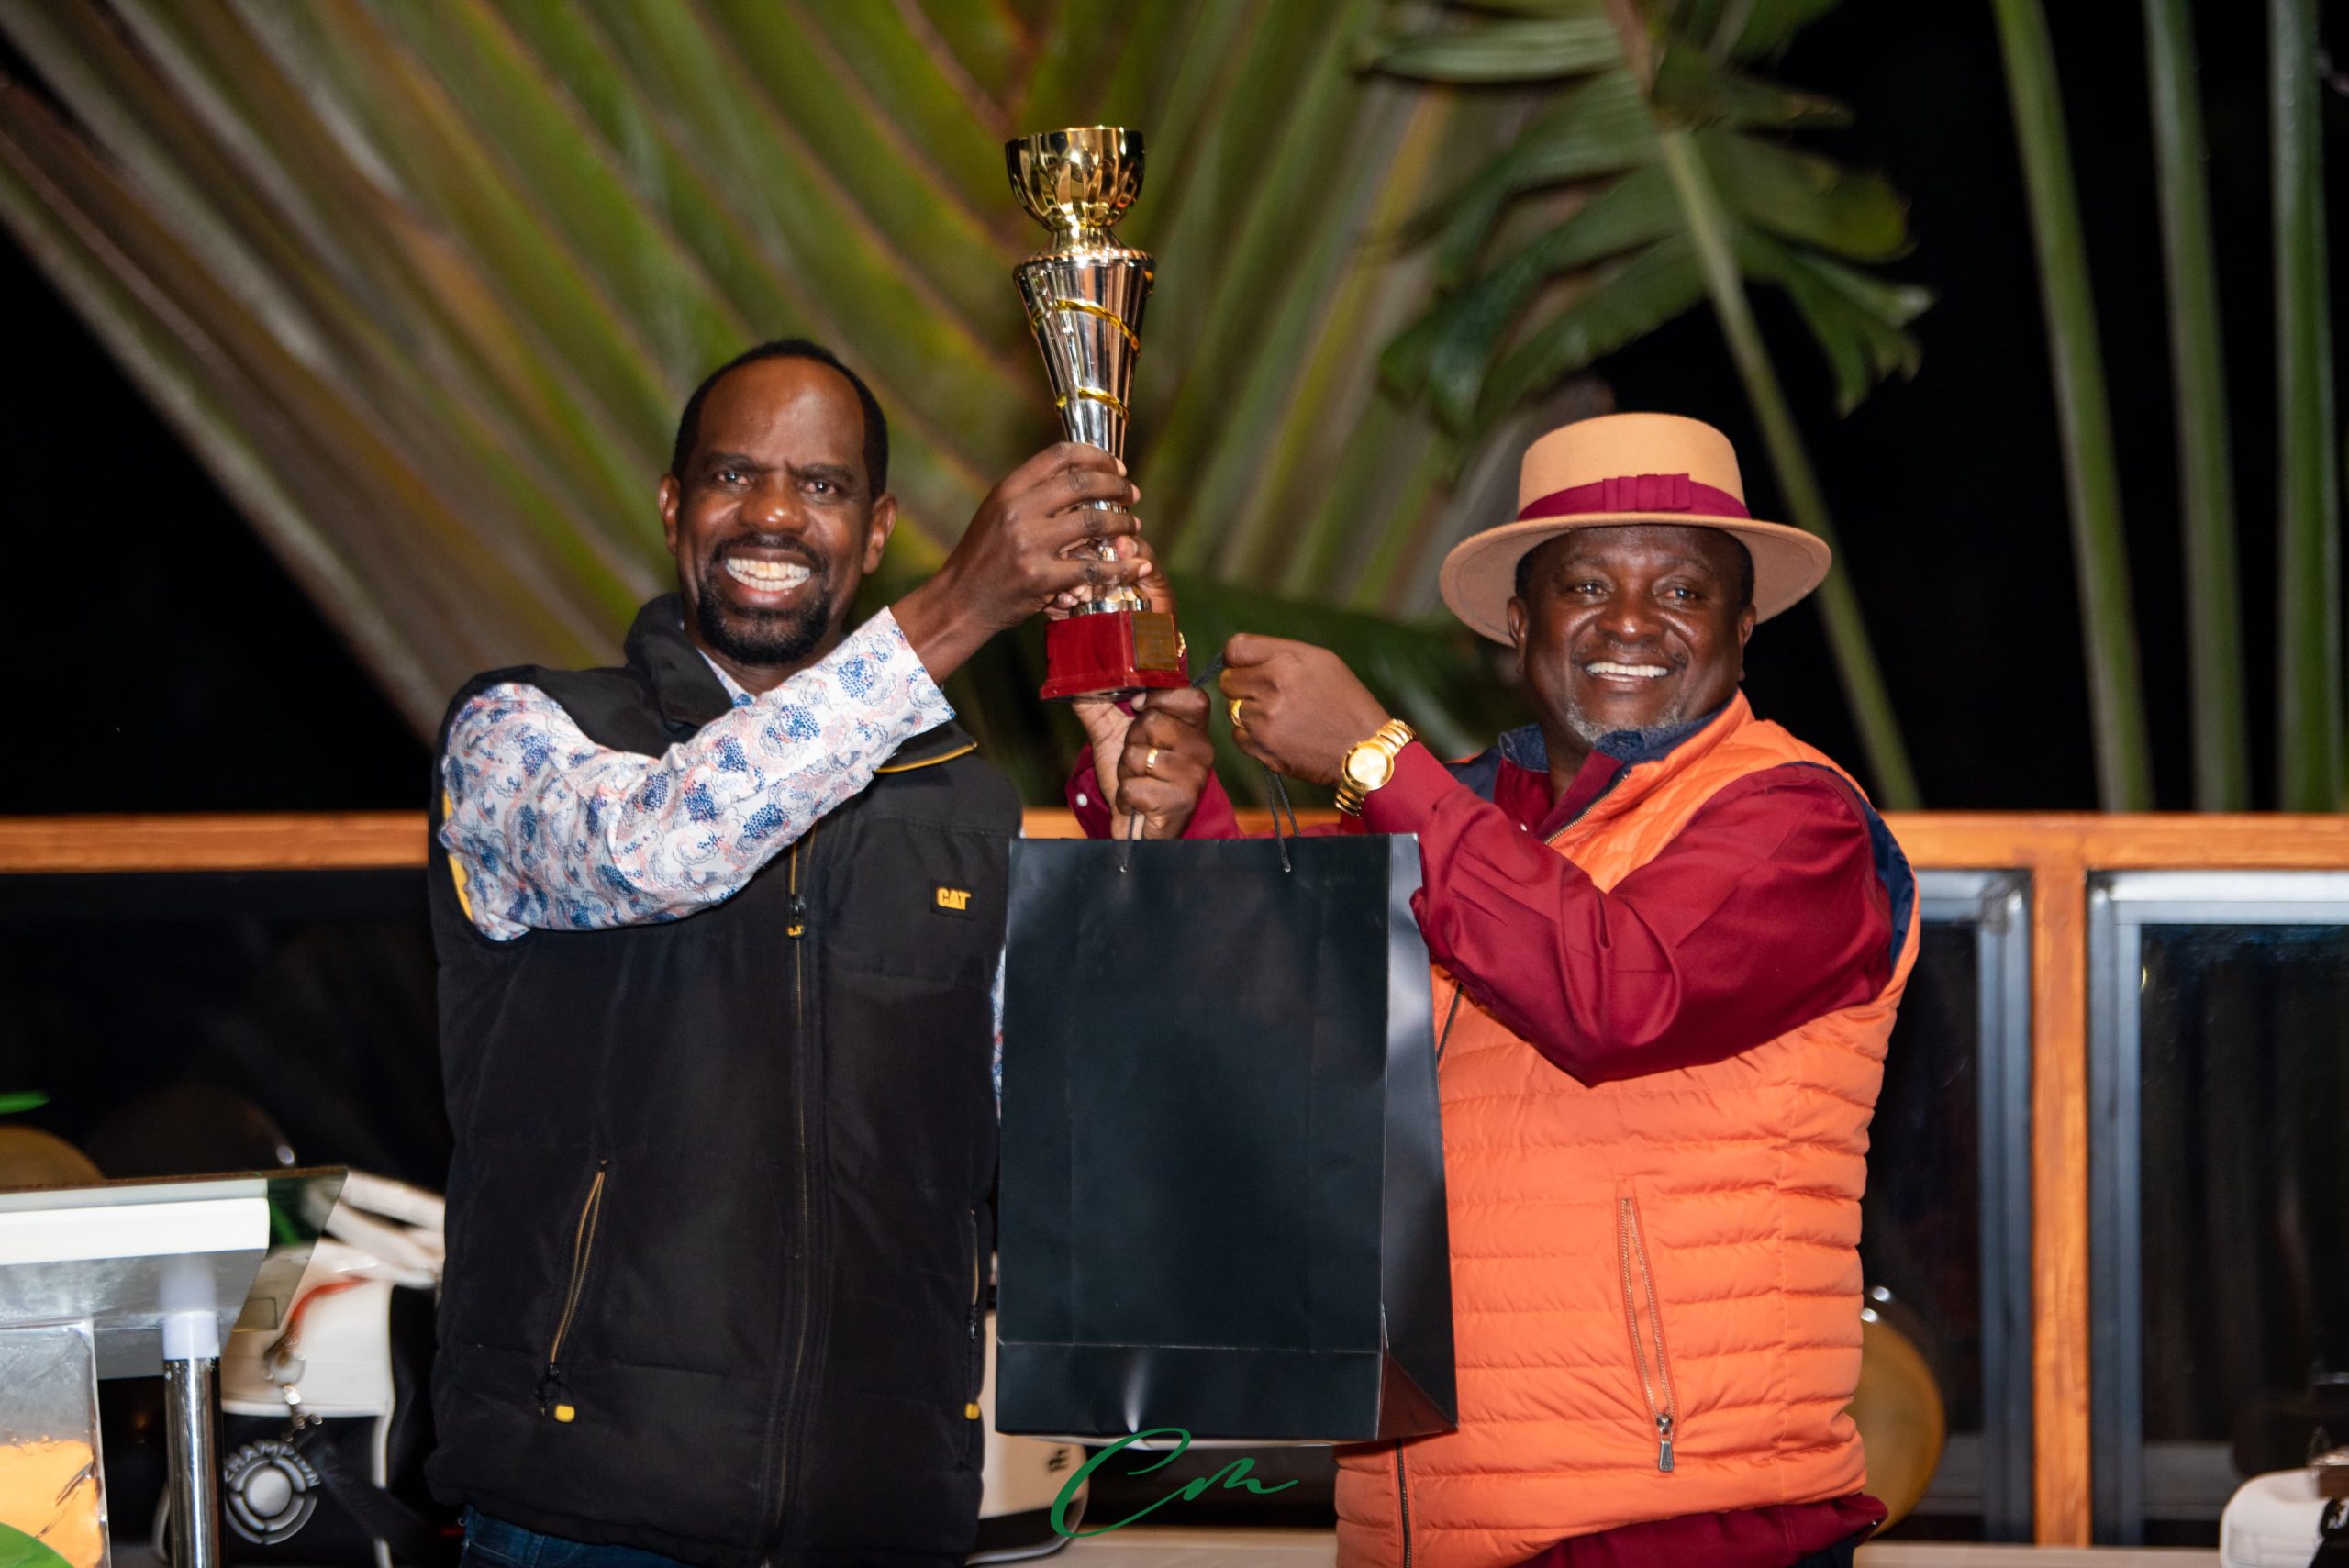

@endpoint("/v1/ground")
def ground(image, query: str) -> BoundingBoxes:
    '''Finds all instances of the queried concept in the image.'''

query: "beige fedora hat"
[1438,412,1831,642]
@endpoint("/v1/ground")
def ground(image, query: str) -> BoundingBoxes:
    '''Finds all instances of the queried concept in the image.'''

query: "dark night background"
[5,1,2345,815]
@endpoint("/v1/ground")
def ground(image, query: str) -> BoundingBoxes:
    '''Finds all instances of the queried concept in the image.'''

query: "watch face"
[1345,747,1386,788]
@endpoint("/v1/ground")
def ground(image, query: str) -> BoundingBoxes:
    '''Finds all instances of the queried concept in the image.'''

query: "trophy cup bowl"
[1008,127,1186,701]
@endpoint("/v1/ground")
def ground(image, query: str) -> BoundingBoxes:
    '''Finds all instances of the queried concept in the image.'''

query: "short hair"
[668,339,888,494]
[1513,529,1756,607]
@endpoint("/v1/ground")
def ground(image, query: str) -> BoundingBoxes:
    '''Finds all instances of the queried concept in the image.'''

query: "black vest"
[424,597,1019,1568]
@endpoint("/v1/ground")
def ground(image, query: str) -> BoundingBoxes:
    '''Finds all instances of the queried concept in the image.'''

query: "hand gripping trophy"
[1007,127,1187,700]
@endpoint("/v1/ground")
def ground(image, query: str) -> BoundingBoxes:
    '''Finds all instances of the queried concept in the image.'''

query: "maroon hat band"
[1515,471,1751,522]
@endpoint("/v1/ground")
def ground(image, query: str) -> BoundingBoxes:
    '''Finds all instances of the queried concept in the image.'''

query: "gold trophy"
[1008,127,1186,699]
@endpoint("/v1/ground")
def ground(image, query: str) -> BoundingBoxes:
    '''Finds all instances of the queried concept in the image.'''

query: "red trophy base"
[1041,608,1187,701]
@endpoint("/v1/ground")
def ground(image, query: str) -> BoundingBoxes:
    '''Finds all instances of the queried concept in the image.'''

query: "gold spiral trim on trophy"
[1028,297,1141,350]
[1053,386,1131,419]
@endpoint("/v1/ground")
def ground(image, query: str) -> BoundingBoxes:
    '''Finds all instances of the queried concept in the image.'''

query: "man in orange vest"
[1076,413,1919,1568]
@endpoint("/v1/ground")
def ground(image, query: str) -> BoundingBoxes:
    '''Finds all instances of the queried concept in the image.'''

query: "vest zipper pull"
[1655,1413,1674,1473]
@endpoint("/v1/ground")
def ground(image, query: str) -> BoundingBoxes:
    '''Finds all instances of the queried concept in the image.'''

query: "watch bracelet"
[1336,719,1418,816]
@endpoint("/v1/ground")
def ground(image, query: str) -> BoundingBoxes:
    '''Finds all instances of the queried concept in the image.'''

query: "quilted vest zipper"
[540,1159,608,1421]
[773,828,818,1533]
[1617,1195,1677,1473]
[1393,1441,1415,1567]
[963,1207,984,1426]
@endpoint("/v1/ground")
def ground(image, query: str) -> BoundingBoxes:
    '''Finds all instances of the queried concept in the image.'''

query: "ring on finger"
[1142,747,1160,776]
[1227,696,1246,731]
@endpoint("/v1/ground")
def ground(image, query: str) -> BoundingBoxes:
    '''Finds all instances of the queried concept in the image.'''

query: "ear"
[1505,595,1533,679]
[1734,601,1756,678]
[862,494,898,575]
[658,474,683,560]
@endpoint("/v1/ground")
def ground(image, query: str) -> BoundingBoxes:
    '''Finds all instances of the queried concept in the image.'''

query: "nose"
[739,475,804,533]
[1595,585,1664,643]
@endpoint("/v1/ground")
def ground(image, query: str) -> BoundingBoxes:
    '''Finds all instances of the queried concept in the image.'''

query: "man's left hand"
[1218,633,1391,788]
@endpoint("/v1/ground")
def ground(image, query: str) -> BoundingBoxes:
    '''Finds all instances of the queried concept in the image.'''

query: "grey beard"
[1563,697,1691,751]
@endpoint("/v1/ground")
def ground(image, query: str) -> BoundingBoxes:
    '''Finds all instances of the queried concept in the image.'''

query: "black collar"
[624,595,736,731]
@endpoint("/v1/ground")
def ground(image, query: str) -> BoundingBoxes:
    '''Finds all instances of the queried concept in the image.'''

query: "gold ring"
[1142,747,1160,776]
[1227,696,1246,730]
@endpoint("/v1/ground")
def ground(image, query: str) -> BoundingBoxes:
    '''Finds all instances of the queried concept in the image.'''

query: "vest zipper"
[774,828,817,1533]
[964,1207,985,1431]
[1617,1195,1677,1473]
[1393,1441,1414,1567]
[540,1160,607,1421]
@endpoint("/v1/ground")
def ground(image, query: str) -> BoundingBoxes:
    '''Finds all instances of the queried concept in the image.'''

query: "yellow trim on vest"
[441,791,475,924]
[874,740,976,774]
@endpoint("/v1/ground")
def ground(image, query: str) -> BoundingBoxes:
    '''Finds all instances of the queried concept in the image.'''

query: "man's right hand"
[893,444,1144,683]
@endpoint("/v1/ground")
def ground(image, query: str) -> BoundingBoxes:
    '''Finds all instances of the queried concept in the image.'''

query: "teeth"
[725,558,811,590]
[1587,661,1669,679]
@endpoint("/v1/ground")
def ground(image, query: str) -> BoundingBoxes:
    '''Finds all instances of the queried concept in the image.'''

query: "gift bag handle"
[1117,650,1298,872]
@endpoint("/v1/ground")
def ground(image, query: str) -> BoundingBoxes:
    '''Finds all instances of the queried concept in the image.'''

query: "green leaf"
[2269,0,2343,809]
[1396,165,1681,427]
[1650,39,1851,129]
[1358,13,1620,83]
[1722,0,1846,61]
[1475,236,1708,424]
[1991,0,2154,808]
[1698,129,1914,261]
[1740,233,1925,413]
[1427,68,1657,285]
[0,1523,74,1568]
[0,1092,50,1115]
[2145,0,2249,808]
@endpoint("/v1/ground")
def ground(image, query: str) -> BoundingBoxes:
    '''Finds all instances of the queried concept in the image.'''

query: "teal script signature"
[1051,1427,1299,1538]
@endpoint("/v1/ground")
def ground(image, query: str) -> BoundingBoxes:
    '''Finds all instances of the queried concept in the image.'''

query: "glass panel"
[0,1320,106,1568]
[0,872,446,1190]
[2134,921,2349,1547]
[1862,916,1988,1540]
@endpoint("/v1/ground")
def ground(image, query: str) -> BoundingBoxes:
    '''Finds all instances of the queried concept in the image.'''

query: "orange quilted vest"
[1334,694,1919,1568]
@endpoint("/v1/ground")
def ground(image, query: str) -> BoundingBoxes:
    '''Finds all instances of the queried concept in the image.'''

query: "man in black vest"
[424,339,1196,1568]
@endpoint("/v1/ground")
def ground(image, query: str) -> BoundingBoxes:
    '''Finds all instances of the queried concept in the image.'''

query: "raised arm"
[440,609,948,940]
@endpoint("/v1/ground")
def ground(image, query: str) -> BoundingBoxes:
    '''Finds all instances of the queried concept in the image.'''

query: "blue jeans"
[459,1508,694,1568]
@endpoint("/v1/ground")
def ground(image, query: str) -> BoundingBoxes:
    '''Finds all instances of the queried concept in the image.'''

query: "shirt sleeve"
[439,608,952,940]
[1362,743,1892,1083]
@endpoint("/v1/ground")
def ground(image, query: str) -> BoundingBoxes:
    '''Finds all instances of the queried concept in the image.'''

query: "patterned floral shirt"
[438,607,952,941]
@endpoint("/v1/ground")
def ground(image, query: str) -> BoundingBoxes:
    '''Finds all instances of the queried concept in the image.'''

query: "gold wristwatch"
[1335,719,1417,817]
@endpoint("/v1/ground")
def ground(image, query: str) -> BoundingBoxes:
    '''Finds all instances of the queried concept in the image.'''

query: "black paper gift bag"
[996,831,1455,1442]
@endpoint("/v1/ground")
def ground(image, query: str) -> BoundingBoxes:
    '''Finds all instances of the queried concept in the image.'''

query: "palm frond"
[0,0,1552,798]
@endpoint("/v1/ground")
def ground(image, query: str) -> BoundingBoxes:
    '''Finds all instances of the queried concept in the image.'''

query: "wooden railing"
[7,809,2348,1544]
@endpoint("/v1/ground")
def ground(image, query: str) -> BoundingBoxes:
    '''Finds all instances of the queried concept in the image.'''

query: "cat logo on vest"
[934,885,973,916]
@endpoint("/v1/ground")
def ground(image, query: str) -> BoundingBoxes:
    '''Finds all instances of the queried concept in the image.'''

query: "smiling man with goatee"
[1079,413,1920,1568]
[423,339,1188,1568]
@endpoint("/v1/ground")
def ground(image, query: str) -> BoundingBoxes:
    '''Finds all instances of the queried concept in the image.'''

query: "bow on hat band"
[1516,472,1751,522]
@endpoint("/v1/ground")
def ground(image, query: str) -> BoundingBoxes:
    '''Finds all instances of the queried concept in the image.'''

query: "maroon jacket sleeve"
[1362,744,1891,1083]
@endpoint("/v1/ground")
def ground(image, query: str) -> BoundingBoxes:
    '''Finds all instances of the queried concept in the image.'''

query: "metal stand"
[0,1170,343,1568]
[161,1311,224,1568]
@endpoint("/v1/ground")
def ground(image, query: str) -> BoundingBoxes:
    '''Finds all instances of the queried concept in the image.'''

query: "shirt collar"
[1493,701,1730,775]
[698,650,755,709]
